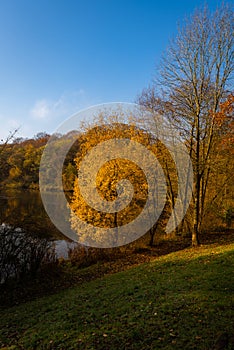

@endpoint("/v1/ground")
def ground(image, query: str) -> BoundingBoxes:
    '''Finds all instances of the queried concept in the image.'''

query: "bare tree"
[139,4,233,245]
[0,128,19,155]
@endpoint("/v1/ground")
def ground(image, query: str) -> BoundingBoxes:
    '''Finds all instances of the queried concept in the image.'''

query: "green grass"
[0,243,233,350]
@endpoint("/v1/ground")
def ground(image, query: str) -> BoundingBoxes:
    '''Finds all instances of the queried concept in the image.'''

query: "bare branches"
[138,3,234,244]
[0,128,19,155]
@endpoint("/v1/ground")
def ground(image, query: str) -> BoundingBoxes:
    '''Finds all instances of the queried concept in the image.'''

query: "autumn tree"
[69,120,177,247]
[70,124,147,246]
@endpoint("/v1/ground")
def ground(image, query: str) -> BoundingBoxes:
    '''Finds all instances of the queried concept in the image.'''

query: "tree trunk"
[192,225,200,246]
[149,228,154,247]
[192,110,201,247]
[114,211,118,246]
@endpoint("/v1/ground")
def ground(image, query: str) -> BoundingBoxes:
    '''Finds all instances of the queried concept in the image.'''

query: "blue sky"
[0,0,231,140]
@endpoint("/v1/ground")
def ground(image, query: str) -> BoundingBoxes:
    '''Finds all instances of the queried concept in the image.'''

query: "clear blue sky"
[0,0,231,140]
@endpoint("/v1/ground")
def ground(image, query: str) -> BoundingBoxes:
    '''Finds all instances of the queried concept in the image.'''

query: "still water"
[0,189,67,240]
[0,189,80,258]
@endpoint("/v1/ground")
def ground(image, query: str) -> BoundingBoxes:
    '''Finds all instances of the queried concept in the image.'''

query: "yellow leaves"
[9,166,22,179]
[70,124,153,233]
[69,121,178,245]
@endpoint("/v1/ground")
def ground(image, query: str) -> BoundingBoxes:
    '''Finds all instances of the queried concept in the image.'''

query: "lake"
[0,189,67,240]
[0,189,80,259]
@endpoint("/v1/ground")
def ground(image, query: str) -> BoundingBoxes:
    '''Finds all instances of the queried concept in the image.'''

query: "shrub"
[0,224,56,285]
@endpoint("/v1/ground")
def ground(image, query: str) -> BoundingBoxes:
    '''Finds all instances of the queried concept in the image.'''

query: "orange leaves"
[213,93,234,126]
[212,94,234,150]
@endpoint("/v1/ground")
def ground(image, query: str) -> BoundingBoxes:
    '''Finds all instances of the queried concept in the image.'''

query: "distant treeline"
[0,132,77,191]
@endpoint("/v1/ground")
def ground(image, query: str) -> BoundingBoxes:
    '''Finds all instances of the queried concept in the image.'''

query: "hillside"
[0,239,233,350]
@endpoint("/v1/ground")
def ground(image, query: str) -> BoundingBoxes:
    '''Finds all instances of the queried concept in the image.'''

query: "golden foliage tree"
[69,122,177,246]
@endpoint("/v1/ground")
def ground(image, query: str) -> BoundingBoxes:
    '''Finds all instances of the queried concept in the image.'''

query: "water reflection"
[0,190,66,240]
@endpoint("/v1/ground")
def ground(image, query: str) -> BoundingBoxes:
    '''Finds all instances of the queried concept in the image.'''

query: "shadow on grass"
[0,230,233,309]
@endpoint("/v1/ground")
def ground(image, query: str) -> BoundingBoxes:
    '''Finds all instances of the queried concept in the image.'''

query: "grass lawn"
[0,241,233,349]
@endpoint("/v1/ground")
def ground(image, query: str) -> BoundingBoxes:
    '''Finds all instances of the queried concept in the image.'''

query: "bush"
[0,224,56,285]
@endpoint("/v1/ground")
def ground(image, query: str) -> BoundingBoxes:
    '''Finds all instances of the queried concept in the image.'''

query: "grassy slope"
[0,243,233,350]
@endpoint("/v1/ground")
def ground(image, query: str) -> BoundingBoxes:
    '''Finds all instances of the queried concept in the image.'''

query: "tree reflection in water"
[0,190,66,240]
